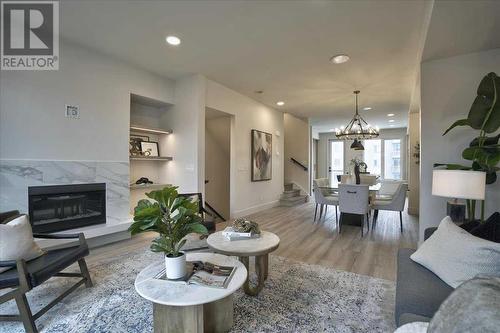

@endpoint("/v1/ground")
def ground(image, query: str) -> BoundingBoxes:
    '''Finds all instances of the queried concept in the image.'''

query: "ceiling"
[58,1,499,134]
[422,0,500,62]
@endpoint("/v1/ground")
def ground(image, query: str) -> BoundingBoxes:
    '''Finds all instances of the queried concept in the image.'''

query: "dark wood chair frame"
[0,233,93,333]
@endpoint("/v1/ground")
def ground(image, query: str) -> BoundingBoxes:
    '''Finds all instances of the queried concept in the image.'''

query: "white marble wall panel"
[0,160,130,224]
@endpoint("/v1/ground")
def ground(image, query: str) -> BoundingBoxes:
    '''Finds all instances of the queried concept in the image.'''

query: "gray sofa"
[395,228,454,326]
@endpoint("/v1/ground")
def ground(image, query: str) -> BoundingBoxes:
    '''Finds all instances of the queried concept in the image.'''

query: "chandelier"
[335,90,379,140]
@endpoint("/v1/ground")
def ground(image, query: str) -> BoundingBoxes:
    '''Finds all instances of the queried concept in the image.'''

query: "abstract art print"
[251,129,272,181]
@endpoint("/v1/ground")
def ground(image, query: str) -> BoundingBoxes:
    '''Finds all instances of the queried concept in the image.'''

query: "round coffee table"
[135,252,247,333]
[207,231,280,296]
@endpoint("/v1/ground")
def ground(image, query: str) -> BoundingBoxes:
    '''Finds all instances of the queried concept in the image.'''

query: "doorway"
[205,107,231,221]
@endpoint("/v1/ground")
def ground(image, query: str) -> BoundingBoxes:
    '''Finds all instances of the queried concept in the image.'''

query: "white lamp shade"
[432,169,486,200]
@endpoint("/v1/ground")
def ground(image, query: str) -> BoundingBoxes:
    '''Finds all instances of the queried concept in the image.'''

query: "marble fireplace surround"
[0,159,131,246]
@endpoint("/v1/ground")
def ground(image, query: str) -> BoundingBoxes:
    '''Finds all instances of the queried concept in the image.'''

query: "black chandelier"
[335,90,379,140]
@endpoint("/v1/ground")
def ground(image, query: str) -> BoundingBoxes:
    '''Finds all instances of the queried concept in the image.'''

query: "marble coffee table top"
[134,252,247,306]
[207,231,280,256]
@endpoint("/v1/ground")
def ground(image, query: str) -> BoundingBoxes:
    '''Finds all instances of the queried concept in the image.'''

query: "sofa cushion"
[428,276,500,332]
[396,248,453,327]
[398,313,431,326]
[410,216,500,288]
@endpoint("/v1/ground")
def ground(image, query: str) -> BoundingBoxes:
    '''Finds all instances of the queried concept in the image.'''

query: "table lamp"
[432,169,486,222]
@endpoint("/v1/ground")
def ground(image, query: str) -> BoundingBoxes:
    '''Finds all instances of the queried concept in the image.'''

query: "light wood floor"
[88,202,418,281]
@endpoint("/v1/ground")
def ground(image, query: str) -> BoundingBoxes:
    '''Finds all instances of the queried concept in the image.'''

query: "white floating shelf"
[130,183,172,190]
[129,156,173,161]
[130,125,172,135]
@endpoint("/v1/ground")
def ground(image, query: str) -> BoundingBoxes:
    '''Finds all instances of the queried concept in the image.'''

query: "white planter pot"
[165,252,186,279]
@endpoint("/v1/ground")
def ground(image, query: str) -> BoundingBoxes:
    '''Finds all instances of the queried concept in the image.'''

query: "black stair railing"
[204,201,225,221]
[290,158,308,171]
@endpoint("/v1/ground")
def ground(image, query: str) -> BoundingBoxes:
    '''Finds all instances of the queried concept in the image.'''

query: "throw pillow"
[410,216,500,288]
[469,212,500,243]
[428,276,500,333]
[394,322,429,333]
[0,215,44,273]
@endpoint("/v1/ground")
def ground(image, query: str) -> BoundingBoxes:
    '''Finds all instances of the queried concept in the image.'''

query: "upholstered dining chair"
[313,179,338,222]
[372,183,408,232]
[377,180,405,198]
[338,184,370,236]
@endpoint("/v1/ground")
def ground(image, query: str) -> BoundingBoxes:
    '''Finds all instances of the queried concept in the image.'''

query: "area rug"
[0,248,395,333]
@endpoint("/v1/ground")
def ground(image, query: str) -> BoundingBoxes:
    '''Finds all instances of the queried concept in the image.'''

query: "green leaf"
[469,134,500,147]
[467,72,500,133]
[433,163,471,170]
[187,223,209,235]
[462,146,500,167]
[486,172,497,185]
[443,119,470,136]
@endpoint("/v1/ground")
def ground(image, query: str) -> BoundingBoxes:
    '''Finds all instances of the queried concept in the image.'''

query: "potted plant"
[436,72,500,221]
[128,186,208,279]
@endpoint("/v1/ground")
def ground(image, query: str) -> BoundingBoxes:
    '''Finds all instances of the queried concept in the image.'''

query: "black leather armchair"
[0,211,93,333]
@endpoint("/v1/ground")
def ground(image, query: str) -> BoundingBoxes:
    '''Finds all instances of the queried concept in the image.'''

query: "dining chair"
[378,180,405,197]
[313,179,338,222]
[371,183,408,232]
[338,184,370,236]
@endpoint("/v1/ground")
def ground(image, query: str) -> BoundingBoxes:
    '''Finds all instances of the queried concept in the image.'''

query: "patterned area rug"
[0,248,395,333]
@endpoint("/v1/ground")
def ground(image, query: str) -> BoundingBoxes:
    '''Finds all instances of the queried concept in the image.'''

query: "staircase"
[279,183,308,207]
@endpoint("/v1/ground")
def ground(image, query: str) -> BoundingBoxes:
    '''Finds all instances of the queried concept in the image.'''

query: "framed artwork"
[141,141,159,157]
[251,129,272,181]
[129,135,149,156]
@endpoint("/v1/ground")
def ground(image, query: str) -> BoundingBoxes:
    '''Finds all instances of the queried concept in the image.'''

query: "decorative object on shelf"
[129,135,149,156]
[128,186,208,279]
[432,169,486,223]
[413,142,420,165]
[335,90,379,140]
[232,218,261,235]
[350,139,365,150]
[435,72,500,221]
[251,129,272,182]
[140,141,159,157]
[135,177,153,185]
[350,158,367,185]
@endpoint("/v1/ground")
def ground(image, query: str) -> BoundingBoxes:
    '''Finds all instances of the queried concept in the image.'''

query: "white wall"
[206,80,284,218]
[160,75,206,193]
[284,113,310,194]
[407,112,420,215]
[0,41,174,161]
[317,128,408,179]
[205,115,231,219]
[420,48,500,242]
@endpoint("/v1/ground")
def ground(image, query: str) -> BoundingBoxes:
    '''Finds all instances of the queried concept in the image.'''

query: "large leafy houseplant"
[435,72,500,220]
[128,186,208,278]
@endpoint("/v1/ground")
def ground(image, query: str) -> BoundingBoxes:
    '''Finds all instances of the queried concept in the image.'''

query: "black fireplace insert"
[28,183,106,233]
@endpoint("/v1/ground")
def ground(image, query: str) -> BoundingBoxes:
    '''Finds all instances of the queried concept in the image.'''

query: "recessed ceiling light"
[389,124,395,127]
[276,101,285,106]
[387,113,395,117]
[165,35,181,46]
[330,54,350,64]
[388,119,395,123]
[363,107,372,111]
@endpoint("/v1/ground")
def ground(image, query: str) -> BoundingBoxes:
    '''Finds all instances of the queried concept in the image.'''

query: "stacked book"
[222,227,260,241]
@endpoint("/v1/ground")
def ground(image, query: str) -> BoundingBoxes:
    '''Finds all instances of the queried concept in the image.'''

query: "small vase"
[165,252,186,279]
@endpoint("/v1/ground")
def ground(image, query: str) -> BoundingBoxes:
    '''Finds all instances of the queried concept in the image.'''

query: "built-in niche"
[129,93,173,212]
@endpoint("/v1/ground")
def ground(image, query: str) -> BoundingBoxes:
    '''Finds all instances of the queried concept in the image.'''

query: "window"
[384,139,402,179]
[329,141,344,180]
[363,140,381,176]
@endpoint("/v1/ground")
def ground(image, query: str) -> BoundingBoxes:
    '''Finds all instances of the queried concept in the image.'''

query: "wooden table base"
[153,295,233,333]
[239,254,269,296]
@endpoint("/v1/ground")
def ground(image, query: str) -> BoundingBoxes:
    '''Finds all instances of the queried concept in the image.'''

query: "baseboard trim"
[233,200,280,218]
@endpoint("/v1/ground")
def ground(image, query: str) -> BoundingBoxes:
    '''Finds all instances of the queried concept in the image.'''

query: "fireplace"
[28,183,106,233]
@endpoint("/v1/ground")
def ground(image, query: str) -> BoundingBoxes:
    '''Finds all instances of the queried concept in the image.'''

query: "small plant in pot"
[128,186,208,279]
